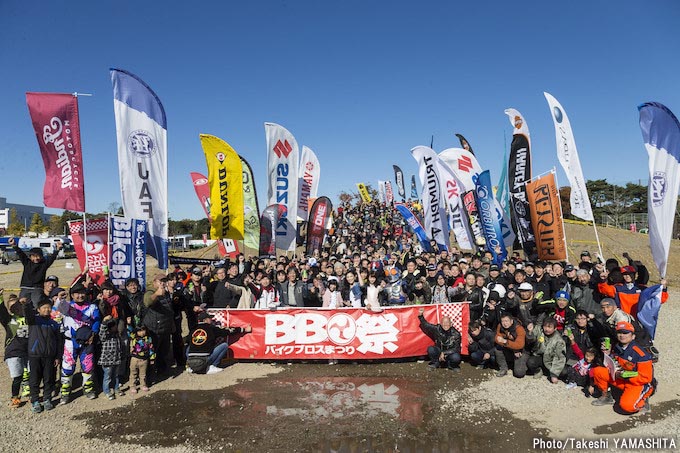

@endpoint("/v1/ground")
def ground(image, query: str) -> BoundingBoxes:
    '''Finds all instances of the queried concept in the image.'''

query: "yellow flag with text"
[200,134,244,240]
[357,183,372,203]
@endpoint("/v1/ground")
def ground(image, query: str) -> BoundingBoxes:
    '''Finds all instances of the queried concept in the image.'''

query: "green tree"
[48,215,64,235]
[29,213,47,234]
[7,208,24,236]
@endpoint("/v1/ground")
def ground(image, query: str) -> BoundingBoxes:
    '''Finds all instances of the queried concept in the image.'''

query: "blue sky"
[1,1,679,220]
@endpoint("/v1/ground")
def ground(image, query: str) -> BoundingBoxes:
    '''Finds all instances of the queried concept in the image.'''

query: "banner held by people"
[265,122,299,252]
[306,197,332,256]
[526,171,567,261]
[505,108,536,256]
[109,216,147,290]
[393,165,406,199]
[200,134,244,240]
[241,156,261,251]
[298,145,320,222]
[411,146,450,251]
[68,218,109,285]
[357,183,372,203]
[638,102,680,277]
[111,68,168,269]
[26,92,86,212]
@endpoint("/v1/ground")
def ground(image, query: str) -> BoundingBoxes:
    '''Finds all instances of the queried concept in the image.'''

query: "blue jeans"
[427,346,461,369]
[102,365,119,394]
[208,343,229,367]
[470,349,495,367]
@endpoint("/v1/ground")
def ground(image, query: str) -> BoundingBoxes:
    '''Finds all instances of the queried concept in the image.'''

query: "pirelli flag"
[526,171,566,261]
[357,183,372,203]
[200,134,244,240]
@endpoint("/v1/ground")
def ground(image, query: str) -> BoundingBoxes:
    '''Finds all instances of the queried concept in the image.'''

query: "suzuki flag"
[26,93,85,212]
[265,123,299,252]
[639,102,680,277]
[306,197,332,256]
[393,165,406,199]
[241,156,261,251]
[505,108,536,255]
[526,172,567,261]
[476,170,507,264]
[411,146,450,251]
[109,217,147,290]
[297,146,320,222]
[200,134,244,240]
[68,218,109,285]
[111,69,168,269]
[544,92,594,221]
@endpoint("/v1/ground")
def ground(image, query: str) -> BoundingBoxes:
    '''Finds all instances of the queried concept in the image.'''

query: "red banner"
[68,218,109,285]
[209,303,470,360]
[190,172,211,220]
[26,93,85,212]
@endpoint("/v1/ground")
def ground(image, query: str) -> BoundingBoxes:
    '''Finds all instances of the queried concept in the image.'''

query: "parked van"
[15,236,73,259]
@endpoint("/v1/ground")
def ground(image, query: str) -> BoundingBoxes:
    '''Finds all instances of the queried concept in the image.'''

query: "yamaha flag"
[111,69,168,269]
[298,145,320,222]
[639,102,680,277]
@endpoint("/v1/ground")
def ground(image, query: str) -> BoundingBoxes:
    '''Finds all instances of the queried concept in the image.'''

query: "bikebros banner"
[306,197,332,256]
[639,102,680,277]
[111,69,168,269]
[240,156,260,251]
[505,108,536,255]
[544,92,594,221]
[526,172,567,261]
[393,165,406,199]
[357,183,372,203]
[395,202,431,252]
[265,123,299,252]
[200,134,244,240]
[26,93,86,212]
[109,217,146,290]
[298,145,320,222]
[209,303,470,360]
[68,218,109,285]
[476,170,507,265]
[411,146,449,251]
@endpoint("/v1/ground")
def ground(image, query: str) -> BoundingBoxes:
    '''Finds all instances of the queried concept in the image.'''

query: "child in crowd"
[0,290,29,408]
[128,324,155,393]
[99,315,124,400]
[565,347,599,395]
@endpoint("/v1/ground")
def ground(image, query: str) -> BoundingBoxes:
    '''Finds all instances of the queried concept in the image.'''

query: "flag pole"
[82,212,88,270]
[72,92,93,97]
[592,219,604,261]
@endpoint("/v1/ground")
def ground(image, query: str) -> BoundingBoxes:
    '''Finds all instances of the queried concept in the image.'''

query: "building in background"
[0,197,51,234]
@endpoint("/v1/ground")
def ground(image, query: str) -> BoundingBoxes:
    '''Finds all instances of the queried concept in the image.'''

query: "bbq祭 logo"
[127,130,156,158]
[84,234,105,254]
[652,171,667,207]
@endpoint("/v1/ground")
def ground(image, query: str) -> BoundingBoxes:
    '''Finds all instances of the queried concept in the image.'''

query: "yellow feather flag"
[200,134,244,240]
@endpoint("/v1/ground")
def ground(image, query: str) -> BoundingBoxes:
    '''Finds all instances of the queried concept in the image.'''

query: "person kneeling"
[418,307,462,372]
[186,312,252,374]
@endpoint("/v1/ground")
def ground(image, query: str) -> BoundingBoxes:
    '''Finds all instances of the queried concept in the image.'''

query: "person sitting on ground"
[565,347,599,395]
[418,307,462,372]
[186,312,252,374]
[0,290,29,409]
[494,312,528,378]
[9,237,62,307]
[526,317,567,383]
[591,321,655,414]
[467,319,496,369]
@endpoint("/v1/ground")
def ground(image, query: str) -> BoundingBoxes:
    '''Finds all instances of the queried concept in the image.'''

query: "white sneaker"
[565,382,578,389]
[206,365,224,374]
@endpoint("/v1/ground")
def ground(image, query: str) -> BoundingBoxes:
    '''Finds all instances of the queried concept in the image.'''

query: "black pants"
[150,332,174,374]
[29,357,56,403]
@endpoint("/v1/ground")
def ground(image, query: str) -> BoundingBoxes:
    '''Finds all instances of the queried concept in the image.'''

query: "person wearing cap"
[183,267,205,330]
[8,237,62,308]
[425,264,439,287]
[534,290,576,333]
[186,312,252,374]
[42,275,59,304]
[57,283,101,403]
[591,320,655,413]
[418,307,462,372]
[122,278,146,329]
[550,262,568,298]
[564,264,578,292]
[525,317,567,383]
[143,274,176,377]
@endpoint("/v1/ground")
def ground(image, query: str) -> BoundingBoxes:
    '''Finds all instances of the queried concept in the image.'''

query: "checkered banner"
[68,218,109,285]
[208,303,470,360]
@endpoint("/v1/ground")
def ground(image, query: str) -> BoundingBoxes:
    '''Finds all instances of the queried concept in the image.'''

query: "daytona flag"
[505,108,536,255]
[265,123,299,252]
[26,93,86,212]
[306,196,332,256]
[200,134,244,240]
[109,217,147,290]
[259,204,284,257]
[241,156,261,251]
[455,133,475,156]
[411,146,449,251]
[68,218,109,285]
[298,145,320,222]
[395,203,431,252]
[476,170,507,264]
[544,92,594,221]
[526,172,566,261]
[111,69,168,269]
[357,183,372,203]
[411,175,418,199]
[393,165,406,199]
[639,102,680,277]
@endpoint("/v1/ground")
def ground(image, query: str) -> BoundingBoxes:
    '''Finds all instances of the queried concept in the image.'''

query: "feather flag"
[411,146,449,251]
[476,170,507,264]
[111,69,168,269]
[240,156,260,250]
[455,133,475,156]
[393,165,406,199]
[298,145,320,222]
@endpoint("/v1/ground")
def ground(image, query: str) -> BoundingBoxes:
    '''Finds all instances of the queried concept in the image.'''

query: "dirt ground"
[1,225,679,452]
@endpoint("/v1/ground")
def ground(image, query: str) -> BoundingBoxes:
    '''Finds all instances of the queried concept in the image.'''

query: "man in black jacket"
[9,237,62,307]
[186,312,251,374]
[418,307,462,371]
[143,274,176,376]
[468,320,496,369]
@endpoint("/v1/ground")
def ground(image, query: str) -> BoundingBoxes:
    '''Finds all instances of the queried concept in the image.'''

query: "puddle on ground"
[77,363,546,452]
[593,398,680,434]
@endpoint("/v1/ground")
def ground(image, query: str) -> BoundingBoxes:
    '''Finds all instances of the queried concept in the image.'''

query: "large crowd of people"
[0,199,667,416]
